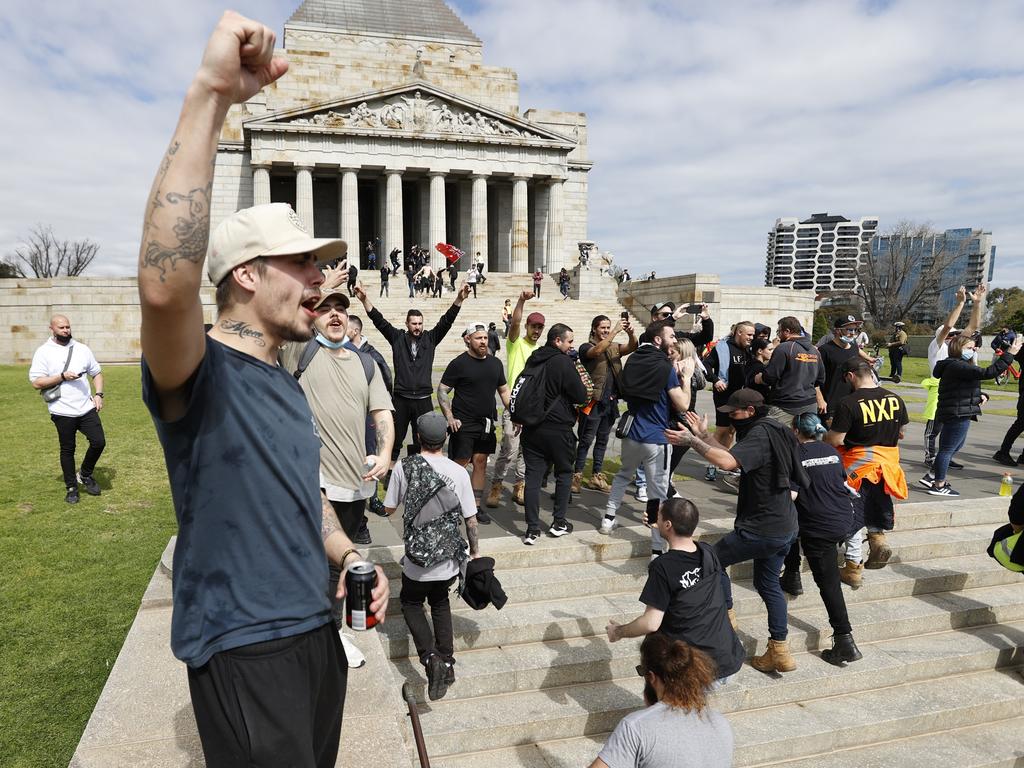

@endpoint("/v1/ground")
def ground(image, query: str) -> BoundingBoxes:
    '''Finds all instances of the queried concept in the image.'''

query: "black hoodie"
[763,336,825,409]
[523,345,589,427]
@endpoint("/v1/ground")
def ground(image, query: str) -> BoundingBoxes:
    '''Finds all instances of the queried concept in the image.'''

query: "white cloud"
[2,0,1023,288]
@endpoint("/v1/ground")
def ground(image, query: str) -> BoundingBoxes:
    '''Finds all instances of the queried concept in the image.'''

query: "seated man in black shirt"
[605,498,744,684]
[437,323,511,524]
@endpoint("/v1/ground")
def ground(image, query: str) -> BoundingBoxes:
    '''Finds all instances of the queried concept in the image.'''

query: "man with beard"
[354,281,470,469]
[137,13,388,765]
[486,291,545,508]
[438,323,511,523]
[666,389,806,674]
[30,314,107,503]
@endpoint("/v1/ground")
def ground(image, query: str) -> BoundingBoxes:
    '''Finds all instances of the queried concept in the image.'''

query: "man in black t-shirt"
[665,388,803,674]
[438,322,511,523]
[827,357,909,579]
[605,499,744,683]
[818,315,875,423]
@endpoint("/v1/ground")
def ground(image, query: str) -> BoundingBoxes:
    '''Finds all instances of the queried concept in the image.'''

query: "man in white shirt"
[29,315,106,504]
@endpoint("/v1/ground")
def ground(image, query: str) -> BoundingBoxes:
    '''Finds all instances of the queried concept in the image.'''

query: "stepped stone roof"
[287,0,481,45]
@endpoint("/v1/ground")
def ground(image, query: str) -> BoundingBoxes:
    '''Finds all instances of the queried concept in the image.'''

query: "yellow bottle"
[1000,472,1013,497]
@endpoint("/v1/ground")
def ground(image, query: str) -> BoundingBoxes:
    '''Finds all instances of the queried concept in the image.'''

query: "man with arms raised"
[438,322,512,523]
[354,281,470,470]
[485,290,545,508]
[137,14,388,765]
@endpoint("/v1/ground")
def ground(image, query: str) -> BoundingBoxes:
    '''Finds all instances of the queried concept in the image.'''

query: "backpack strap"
[293,338,321,380]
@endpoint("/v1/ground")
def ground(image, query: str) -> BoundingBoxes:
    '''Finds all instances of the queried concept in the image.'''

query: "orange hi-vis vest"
[837,444,908,500]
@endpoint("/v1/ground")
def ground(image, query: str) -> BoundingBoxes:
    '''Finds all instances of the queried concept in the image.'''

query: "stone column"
[532,182,550,272]
[252,164,271,206]
[339,168,359,252]
[458,181,472,254]
[470,174,488,269]
[511,177,529,273]
[496,185,512,272]
[428,173,447,263]
[546,178,565,272]
[295,166,314,233]
[384,170,404,259]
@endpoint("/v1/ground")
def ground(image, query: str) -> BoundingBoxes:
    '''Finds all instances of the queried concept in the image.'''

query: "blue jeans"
[714,528,797,641]
[933,417,971,483]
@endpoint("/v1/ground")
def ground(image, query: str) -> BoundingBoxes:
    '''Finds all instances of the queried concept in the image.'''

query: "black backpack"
[508,359,554,427]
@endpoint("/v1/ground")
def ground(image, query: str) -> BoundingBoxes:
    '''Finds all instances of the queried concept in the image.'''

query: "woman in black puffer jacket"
[926,333,1021,496]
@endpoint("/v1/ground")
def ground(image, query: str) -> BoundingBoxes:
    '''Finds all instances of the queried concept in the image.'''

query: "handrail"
[402,682,431,768]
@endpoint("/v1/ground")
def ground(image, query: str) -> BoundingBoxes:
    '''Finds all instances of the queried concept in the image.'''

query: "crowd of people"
[25,13,1023,768]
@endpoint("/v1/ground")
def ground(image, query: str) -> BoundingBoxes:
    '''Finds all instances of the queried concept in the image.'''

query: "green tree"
[985,287,1024,333]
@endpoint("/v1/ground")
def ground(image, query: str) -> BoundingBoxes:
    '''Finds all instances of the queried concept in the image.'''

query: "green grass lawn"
[0,365,177,768]
[887,355,1022,393]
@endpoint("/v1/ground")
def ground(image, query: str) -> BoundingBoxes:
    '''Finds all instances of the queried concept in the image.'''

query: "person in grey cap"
[384,411,480,701]
[137,13,388,766]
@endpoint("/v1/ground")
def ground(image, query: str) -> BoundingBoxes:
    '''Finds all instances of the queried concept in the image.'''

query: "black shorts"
[448,419,497,461]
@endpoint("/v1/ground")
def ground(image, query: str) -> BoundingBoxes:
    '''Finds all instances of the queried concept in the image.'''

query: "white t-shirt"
[384,452,476,580]
[29,339,101,417]
[927,326,951,375]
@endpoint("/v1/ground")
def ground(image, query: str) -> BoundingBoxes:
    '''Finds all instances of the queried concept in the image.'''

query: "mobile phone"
[685,303,703,315]
[620,311,629,320]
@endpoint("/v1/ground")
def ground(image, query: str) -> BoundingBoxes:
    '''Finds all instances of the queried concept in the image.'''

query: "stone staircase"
[380,497,1024,767]
[349,270,644,361]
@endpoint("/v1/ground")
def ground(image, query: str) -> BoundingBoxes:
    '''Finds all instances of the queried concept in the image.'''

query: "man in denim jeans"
[666,388,805,674]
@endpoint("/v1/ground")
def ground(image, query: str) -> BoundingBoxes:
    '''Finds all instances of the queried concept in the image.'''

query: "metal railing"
[402,682,431,768]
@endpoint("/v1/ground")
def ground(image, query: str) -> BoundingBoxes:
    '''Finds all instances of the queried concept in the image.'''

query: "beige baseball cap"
[206,203,348,285]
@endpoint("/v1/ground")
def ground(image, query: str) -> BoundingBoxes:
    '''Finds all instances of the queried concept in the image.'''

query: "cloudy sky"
[3,0,1023,285]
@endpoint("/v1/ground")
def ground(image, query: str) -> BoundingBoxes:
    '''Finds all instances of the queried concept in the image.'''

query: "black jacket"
[368,303,461,398]
[619,343,672,405]
[460,557,508,610]
[763,336,825,409]
[524,346,589,427]
[934,356,1007,422]
[359,340,393,395]
[676,317,714,350]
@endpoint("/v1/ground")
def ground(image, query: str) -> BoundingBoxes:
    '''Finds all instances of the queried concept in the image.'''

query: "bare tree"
[3,224,99,278]
[856,221,971,327]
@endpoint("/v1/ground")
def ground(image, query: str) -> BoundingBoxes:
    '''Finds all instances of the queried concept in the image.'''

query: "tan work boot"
[727,608,738,631]
[485,481,502,509]
[571,472,583,494]
[865,532,892,569]
[839,560,863,589]
[513,481,525,506]
[587,472,610,492]
[750,639,796,673]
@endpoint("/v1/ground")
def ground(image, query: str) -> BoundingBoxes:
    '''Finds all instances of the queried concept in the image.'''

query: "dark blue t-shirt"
[628,367,679,444]
[142,338,331,668]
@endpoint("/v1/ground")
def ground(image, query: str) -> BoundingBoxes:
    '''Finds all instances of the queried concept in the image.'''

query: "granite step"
[380,577,1024,659]
[413,665,1024,758]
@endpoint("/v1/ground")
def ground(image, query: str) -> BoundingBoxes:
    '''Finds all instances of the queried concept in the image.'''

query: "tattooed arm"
[366,409,393,480]
[322,491,390,621]
[466,514,480,558]
[138,12,287,414]
[437,382,460,431]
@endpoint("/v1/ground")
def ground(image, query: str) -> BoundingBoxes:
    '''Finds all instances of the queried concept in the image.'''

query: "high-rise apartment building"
[765,213,879,294]
[871,228,996,325]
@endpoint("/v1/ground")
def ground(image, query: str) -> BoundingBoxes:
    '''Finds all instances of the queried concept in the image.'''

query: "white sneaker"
[599,516,616,535]
[635,485,648,503]
[339,631,367,669]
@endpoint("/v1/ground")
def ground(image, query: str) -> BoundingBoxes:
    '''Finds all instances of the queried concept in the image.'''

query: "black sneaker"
[948,459,964,470]
[444,662,455,686]
[549,520,573,537]
[523,529,541,545]
[79,474,101,496]
[426,654,448,701]
[354,519,372,546]
[476,509,492,525]
[65,486,80,504]
[994,451,1017,467]
[918,472,935,489]
[368,496,388,517]
[928,483,960,497]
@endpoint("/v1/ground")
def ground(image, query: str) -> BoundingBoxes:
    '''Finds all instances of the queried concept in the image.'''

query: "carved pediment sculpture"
[290,91,536,139]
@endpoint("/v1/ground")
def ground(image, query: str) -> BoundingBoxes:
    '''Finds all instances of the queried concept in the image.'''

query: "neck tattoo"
[219,318,266,347]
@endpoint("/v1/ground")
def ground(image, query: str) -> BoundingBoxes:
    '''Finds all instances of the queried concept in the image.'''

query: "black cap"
[716,388,765,413]
[833,314,861,328]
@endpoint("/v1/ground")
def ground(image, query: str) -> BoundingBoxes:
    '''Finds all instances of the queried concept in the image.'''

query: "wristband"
[60,372,66,381]
[339,548,362,568]
[95,392,104,398]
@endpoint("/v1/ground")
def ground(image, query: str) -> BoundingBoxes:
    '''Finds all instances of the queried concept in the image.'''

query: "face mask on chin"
[731,414,758,438]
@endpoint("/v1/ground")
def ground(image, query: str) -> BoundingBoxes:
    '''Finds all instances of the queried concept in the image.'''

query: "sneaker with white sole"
[523,529,541,545]
[918,472,935,489]
[928,483,960,497]
[599,516,616,535]
[548,520,573,537]
[338,631,366,669]
[635,485,648,503]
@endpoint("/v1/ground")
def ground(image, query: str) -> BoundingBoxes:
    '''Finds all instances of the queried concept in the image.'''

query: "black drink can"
[345,561,378,631]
